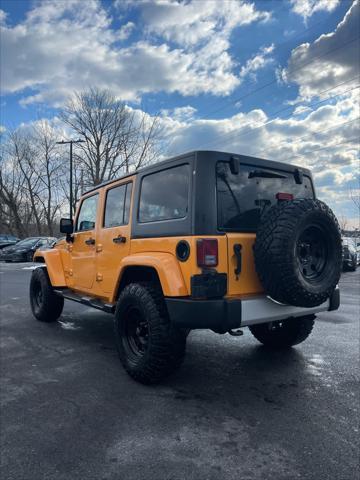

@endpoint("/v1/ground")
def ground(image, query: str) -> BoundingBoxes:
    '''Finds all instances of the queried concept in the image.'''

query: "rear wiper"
[248,170,287,179]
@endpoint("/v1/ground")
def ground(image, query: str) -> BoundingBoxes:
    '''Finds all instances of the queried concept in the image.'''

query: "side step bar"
[53,288,115,314]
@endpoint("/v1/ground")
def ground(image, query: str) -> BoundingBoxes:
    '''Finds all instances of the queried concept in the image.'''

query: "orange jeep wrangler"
[30,151,342,384]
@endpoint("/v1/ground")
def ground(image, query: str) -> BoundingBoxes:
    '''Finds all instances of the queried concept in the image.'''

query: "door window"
[103,182,132,228]
[76,194,99,232]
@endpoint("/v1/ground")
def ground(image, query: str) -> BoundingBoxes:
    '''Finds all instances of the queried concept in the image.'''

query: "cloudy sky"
[0,0,359,226]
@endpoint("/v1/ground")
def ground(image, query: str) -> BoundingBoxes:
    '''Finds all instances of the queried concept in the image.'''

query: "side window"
[76,194,99,232]
[104,182,132,228]
[139,165,189,223]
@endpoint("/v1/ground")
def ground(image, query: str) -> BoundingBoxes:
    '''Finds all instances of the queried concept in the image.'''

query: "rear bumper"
[166,287,340,333]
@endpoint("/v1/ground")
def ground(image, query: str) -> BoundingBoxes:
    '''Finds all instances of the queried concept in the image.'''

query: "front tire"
[249,315,315,348]
[30,267,64,322]
[114,282,186,384]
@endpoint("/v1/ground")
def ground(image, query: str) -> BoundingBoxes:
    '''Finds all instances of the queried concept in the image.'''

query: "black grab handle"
[113,235,126,244]
[233,243,242,277]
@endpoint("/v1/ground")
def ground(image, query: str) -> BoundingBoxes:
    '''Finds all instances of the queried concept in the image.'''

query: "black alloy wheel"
[123,305,149,359]
[297,224,328,281]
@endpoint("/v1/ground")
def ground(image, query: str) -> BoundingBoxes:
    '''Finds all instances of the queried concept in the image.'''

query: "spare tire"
[254,198,342,308]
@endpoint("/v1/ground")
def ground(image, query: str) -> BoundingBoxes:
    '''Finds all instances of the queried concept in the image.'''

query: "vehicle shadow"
[53,309,314,410]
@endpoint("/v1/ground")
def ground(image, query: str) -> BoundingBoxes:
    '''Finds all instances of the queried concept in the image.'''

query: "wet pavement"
[0,263,359,480]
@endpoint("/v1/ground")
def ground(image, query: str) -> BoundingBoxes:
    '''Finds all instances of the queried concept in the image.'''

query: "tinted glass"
[104,184,126,228]
[104,182,132,228]
[76,194,98,231]
[139,165,189,223]
[216,162,314,232]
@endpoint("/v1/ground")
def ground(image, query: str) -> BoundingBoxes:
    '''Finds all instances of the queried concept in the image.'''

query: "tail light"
[276,192,293,201]
[197,239,218,267]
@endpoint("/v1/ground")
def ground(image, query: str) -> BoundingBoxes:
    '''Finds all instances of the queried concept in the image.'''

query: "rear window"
[139,164,189,223]
[216,162,314,232]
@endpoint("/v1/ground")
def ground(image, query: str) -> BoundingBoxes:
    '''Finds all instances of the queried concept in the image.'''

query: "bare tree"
[0,124,66,237]
[0,160,29,237]
[60,88,162,186]
[0,130,42,236]
[32,121,65,235]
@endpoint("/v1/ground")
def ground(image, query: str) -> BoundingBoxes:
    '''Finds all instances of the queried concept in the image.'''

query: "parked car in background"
[0,237,57,262]
[0,234,20,249]
[37,238,60,250]
[342,238,357,271]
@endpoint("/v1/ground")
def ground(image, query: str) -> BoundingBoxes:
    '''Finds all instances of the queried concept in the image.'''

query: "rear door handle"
[113,235,126,244]
[85,238,95,245]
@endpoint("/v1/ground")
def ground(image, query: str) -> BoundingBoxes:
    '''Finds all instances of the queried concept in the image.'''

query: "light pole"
[56,139,85,217]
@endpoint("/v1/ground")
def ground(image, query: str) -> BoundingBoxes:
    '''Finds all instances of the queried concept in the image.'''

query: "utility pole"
[56,139,85,217]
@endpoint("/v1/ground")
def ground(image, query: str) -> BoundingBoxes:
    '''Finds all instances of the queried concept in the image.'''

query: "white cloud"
[239,44,275,80]
[139,0,271,47]
[161,106,197,122]
[0,9,7,24]
[0,0,272,105]
[118,21,135,41]
[283,1,360,99]
[290,0,340,21]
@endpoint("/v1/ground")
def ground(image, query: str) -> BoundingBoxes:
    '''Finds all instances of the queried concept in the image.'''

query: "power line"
[170,81,359,155]
[290,137,359,162]
[204,81,359,149]
[203,36,359,118]
[251,117,360,158]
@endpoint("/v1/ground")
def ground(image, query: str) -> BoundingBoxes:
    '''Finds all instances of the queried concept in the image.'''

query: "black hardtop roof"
[83,150,310,196]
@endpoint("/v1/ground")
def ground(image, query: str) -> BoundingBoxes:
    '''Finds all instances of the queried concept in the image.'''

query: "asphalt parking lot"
[0,263,359,480]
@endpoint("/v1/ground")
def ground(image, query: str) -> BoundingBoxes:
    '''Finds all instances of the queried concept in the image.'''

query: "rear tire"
[30,267,64,322]
[249,315,315,348]
[114,282,186,384]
